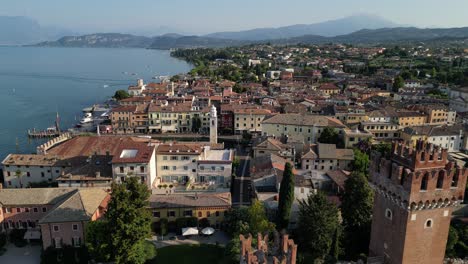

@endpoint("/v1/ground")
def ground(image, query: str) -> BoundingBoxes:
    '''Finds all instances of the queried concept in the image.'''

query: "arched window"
[385,209,393,220]
[451,173,459,187]
[425,219,433,228]
[421,173,429,191]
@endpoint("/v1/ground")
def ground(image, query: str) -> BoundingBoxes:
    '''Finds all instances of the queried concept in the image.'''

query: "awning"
[24,230,41,240]
[182,227,199,236]
[201,227,215,235]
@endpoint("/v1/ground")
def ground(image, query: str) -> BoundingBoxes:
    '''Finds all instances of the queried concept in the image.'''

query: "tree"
[373,142,392,158]
[352,149,370,177]
[317,127,340,145]
[277,162,295,229]
[326,227,343,264]
[296,192,340,261]
[340,172,374,260]
[393,76,404,92]
[248,200,275,235]
[104,178,153,264]
[113,90,131,100]
[86,220,112,262]
[224,207,250,236]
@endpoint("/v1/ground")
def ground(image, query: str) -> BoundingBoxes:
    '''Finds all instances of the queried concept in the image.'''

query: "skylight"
[120,149,138,158]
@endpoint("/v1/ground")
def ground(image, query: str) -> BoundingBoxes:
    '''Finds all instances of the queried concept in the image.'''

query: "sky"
[2,0,468,35]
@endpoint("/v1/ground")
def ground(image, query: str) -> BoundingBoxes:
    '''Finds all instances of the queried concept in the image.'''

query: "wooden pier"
[27,128,61,138]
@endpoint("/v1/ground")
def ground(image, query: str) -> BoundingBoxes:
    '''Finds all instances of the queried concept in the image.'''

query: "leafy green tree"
[296,192,340,261]
[446,226,459,257]
[393,76,404,92]
[224,207,250,236]
[318,127,340,145]
[86,220,112,262]
[277,162,295,229]
[113,90,131,100]
[340,172,374,260]
[373,142,392,158]
[248,200,275,235]
[326,227,343,264]
[352,149,370,177]
[106,178,153,264]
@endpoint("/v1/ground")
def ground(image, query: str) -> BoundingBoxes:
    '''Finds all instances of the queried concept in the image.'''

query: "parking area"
[150,231,230,248]
[0,243,41,264]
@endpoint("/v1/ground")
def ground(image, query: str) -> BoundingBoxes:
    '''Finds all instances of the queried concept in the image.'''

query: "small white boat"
[80,113,93,124]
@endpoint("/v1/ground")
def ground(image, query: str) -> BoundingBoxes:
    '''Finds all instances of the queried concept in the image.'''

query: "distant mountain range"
[35,27,468,49]
[204,14,399,40]
[26,14,468,49]
[0,16,77,45]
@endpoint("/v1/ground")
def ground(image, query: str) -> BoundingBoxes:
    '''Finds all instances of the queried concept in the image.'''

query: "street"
[232,145,253,207]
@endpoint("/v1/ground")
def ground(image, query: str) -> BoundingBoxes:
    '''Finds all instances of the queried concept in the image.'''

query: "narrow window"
[421,174,429,191]
[436,172,444,189]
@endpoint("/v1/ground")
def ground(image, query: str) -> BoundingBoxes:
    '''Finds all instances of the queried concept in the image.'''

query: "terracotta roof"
[111,105,137,113]
[39,188,109,223]
[327,170,351,190]
[316,143,354,160]
[47,136,137,158]
[2,154,60,166]
[111,143,155,164]
[234,108,272,115]
[149,192,231,208]
[0,188,75,206]
[262,114,346,128]
[156,143,204,155]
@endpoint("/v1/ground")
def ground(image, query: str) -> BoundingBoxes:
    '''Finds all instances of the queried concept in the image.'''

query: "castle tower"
[210,105,218,145]
[368,140,467,264]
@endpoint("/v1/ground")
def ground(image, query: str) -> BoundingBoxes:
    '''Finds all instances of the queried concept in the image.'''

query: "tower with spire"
[210,105,218,145]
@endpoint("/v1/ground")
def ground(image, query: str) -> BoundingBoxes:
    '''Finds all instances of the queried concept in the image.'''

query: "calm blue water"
[0,47,192,159]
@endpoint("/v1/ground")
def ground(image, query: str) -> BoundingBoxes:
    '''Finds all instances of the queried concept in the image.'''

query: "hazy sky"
[2,0,468,34]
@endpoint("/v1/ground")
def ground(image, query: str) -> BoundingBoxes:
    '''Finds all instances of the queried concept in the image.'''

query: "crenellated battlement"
[239,232,297,264]
[370,140,467,210]
[390,139,449,171]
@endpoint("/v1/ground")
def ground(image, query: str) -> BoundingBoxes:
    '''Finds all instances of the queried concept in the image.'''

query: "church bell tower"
[210,105,218,145]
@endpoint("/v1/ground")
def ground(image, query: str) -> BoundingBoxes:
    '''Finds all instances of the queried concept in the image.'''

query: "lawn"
[147,244,234,264]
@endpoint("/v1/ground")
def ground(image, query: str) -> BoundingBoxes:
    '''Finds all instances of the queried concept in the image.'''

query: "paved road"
[232,146,253,207]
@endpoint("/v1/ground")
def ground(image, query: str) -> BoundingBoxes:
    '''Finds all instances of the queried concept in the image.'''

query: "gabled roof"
[39,188,109,223]
[0,188,74,206]
[149,192,231,208]
[262,114,346,128]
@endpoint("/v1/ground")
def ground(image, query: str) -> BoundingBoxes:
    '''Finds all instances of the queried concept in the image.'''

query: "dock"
[27,128,61,138]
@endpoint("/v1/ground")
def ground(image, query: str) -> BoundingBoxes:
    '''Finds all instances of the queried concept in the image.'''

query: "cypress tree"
[340,172,374,260]
[277,162,295,229]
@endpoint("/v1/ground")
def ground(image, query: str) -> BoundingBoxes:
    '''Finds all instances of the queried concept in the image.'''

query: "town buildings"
[261,114,346,144]
[0,188,110,249]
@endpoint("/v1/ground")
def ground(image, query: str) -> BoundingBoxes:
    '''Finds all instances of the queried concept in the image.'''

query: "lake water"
[0,47,192,159]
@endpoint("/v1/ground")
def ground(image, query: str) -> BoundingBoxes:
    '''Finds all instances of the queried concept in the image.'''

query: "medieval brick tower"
[369,140,467,264]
